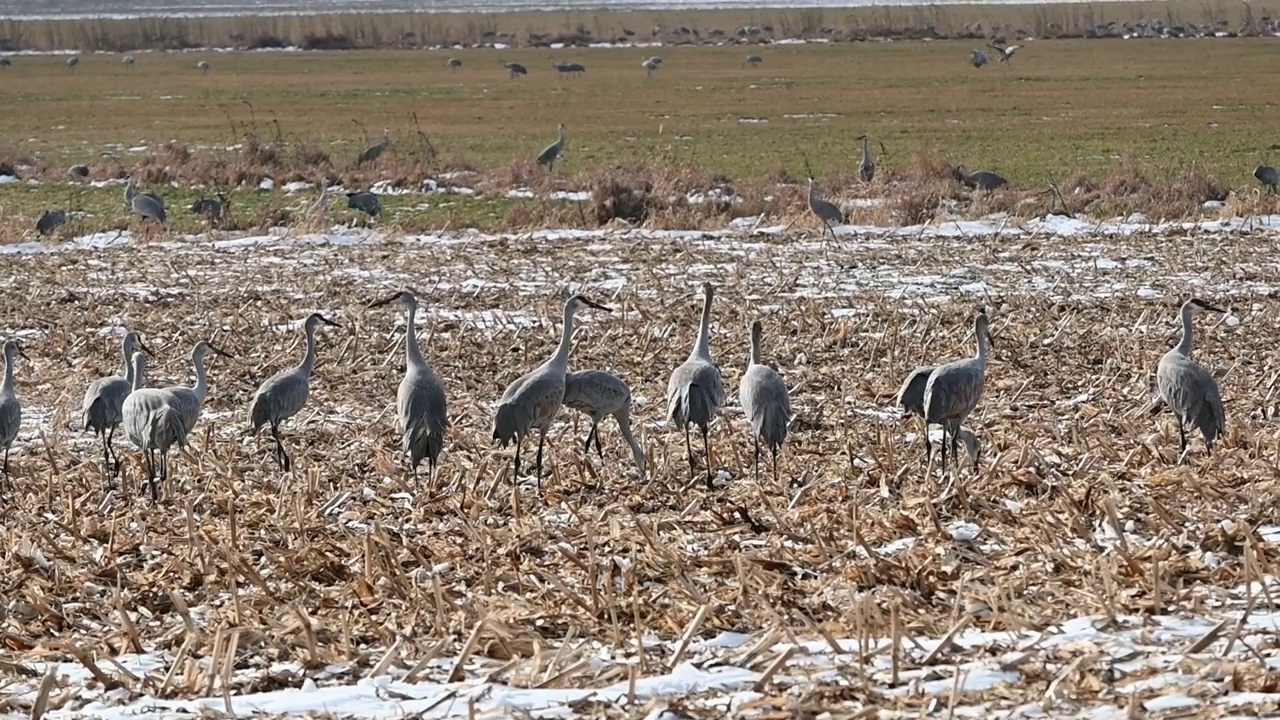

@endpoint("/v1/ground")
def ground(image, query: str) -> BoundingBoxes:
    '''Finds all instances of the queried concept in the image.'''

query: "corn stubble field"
[3,23,1280,720]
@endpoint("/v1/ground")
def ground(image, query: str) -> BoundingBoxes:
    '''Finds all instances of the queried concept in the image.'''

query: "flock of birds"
[0,279,1230,502]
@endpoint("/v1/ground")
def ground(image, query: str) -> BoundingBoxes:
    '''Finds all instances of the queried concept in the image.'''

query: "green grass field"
[1,37,1278,235]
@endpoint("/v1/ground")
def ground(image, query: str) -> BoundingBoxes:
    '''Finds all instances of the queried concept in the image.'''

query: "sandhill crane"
[121,352,183,502]
[248,313,342,472]
[83,331,152,479]
[922,312,995,478]
[347,191,381,218]
[738,320,792,484]
[196,60,211,73]
[857,135,876,183]
[190,194,226,224]
[563,369,646,479]
[368,291,449,485]
[970,50,988,68]
[446,57,462,71]
[36,209,67,236]
[493,295,612,486]
[66,55,79,73]
[68,164,90,181]
[956,165,1008,191]
[1156,298,1226,458]
[1255,165,1278,193]
[988,43,1020,63]
[122,54,135,68]
[896,364,979,466]
[0,57,11,68]
[537,124,567,170]
[807,177,845,240]
[125,178,167,224]
[667,282,725,489]
[165,341,231,442]
[743,54,763,68]
[501,59,528,78]
[1,340,28,480]
[642,57,662,76]
[552,60,586,76]
[358,128,392,165]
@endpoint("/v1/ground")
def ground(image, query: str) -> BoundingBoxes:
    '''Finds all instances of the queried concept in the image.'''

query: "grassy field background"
[1,36,1278,234]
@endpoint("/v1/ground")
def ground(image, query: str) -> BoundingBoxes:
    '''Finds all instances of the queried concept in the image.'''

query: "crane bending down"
[922,312,995,478]
[358,128,392,165]
[857,135,876,183]
[1156,298,1226,458]
[537,124,567,170]
[493,295,612,487]
[125,178,167,224]
[896,363,979,466]
[447,58,462,71]
[563,369,646,479]
[970,50,988,68]
[807,177,845,240]
[501,59,527,78]
[738,320,792,484]
[743,54,763,68]
[248,313,342,472]
[1,340,28,481]
[82,330,152,479]
[36,209,67,236]
[1255,165,1278,194]
[667,282,725,489]
[368,291,449,485]
[956,165,1008,191]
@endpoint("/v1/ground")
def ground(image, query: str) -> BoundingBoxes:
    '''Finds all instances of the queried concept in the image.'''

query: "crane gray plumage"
[66,55,79,73]
[1156,298,1226,458]
[0,57,11,68]
[163,341,229,441]
[36,209,67,236]
[743,54,763,68]
[0,340,28,481]
[122,54,135,68]
[368,291,449,484]
[563,369,646,479]
[501,59,527,78]
[196,60,211,73]
[970,50,988,68]
[988,43,1020,63]
[922,312,995,477]
[666,282,725,489]
[1254,165,1278,194]
[190,194,226,223]
[121,352,186,502]
[447,57,462,71]
[896,363,980,466]
[68,164,90,182]
[537,123,567,170]
[956,165,1008,191]
[248,313,342,472]
[807,177,845,240]
[347,191,381,217]
[358,128,392,165]
[83,330,151,480]
[738,320,792,484]
[857,134,876,183]
[125,178,167,224]
[642,57,662,76]
[552,60,586,76]
[493,294,612,486]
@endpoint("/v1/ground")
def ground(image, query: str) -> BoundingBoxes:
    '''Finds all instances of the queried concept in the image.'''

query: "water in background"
[4,0,1128,20]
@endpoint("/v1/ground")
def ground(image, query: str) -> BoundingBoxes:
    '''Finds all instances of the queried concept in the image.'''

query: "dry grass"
[3,214,1280,715]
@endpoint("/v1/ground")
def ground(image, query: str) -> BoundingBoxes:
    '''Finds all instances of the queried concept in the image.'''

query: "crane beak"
[1204,303,1227,314]
[16,346,30,361]
[584,299,612,313]
[320,315,344,328]
[208,343,235,359]
[138,340,156,357]
[367,295,397,309]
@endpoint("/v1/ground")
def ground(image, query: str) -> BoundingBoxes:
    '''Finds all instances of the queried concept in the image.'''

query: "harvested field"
[2,216,1280,718]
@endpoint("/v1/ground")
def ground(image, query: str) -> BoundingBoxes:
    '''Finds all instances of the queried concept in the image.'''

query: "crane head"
[567,295,611,314]
[123,331,155,358]
[3,339,28,362]
[701,282,715,301]
[974,312,996,349]
[194,340,234,361]
[368,290,418,310]
[306,312,343,330]
[1185,298,1225,315]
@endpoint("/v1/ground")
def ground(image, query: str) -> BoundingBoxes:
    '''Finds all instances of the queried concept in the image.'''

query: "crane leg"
[582,429,593,454]
[752,435,760,483]
[271,423,291,472]
[534,429,546,489]
[949,423,961,478]
[939,424,949,478]
[684,425,694,480]
[702,425,714,490]
[1175,414,1188,457]
[771,445,780,486]
[923,423,932,462]
[594,424,604,459]
[99,429,113,483]
[513,436,522,479]
[107,425,123,477]
[2,448,8,478]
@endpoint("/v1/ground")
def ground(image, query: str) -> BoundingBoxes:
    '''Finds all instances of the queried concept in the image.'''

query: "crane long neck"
[131,355,146,391]
[974,323,989,364]
[300,322,318,375]
[862,137,870,161]
[405,301,426,368]
[693,291,713,360]
[2,353,13,393]
[550,303,577,369]
[1176,305,1195,356]
[749,327,762,365]
[121,343,134,382]
[191,352,209,401]
[617,412,646,472]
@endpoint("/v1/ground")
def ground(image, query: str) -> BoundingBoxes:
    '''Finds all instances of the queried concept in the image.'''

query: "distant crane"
[970,50,988,68]
[552,60,586,76]
[347,191,381,218]
[537,123,567,170]
[36,209,67,236]
[896,364,980,466]
[1255,165,1278,193]
[922,311,995,478]
[501,59,528,78]
[122,54,136,68]
[988,43,1021,63]
[563,369,646,479]
[125,177,167,224]
[666,282,725,489]
[1156,298,1226,458]
[857,134,877,183]
[367,290,449,485]
[738,320,792,484]
[68,164,90,181]
[248,313,343,472]
[956,165,1008,191]
[493,295,612,486]
[446,57,462,71]
[0,339,28,481]
[66,55,79,73]
[743,54,763,68]
[807,177,846,240]
[196,60,211,73]
[358,128,392,165]
[642,57,662,76]
[83,331,151,479]
[0,57,11,68]
[190,194,226,225]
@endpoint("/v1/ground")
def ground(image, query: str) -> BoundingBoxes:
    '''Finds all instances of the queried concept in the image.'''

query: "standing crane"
[667,282,725,489]
[857,135,876,183]
[537,124,567,170]
[446,57,462,71]
[922,312,995,478]
[970,50,988,68]
[500,59,528,78]
[807,177,846,240]
[248,313,342,472]
[357,128,392,165]
[563,369,646,479]
[738,320,792,484]
[1,339,28,481]
[743,54,763,68]
[493,295,612,486]
[1255,165,1278,193]
[1156,298,1226,458]
[125,177,167,224]
[896,364,979,466]
[368,290,449,486]
[122,54,136,68]
[956,165,1008,191]
[83,330,152,479]
[190,194,227,225]
[121,352,182,502]
[66,55,79,73]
